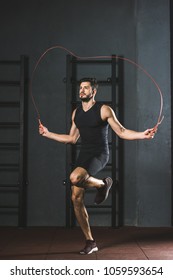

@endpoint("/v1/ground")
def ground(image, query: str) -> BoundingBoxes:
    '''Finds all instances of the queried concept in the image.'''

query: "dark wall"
[135,1,171,226]
[0,0,171,226]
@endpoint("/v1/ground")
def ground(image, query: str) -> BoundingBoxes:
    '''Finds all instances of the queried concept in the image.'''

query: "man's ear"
[93,88,97,95]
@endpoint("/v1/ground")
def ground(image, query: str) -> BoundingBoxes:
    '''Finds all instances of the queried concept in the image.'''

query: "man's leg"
[71,185,98,254]
[71,185,93,240]
[70,167,112,204]
[70,167,104,188]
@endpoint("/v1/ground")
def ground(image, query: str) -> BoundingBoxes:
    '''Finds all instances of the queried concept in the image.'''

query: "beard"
[79,94,93,103]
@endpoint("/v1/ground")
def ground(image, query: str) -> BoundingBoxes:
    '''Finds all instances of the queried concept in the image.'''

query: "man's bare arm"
[101,105,156,140]
[39,109,80,144]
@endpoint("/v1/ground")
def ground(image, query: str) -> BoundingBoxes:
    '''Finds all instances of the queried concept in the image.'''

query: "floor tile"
[0,227,173,260]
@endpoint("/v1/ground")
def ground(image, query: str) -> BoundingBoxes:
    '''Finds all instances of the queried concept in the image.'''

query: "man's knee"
[70,172,80,186]
[70,171,89,187]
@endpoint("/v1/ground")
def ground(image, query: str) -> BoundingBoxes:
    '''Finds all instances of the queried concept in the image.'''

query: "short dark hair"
[79,78,98,90]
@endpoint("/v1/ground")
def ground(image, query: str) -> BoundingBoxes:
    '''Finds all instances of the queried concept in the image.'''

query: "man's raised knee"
[70,172,89,187]
[70,172,81,186]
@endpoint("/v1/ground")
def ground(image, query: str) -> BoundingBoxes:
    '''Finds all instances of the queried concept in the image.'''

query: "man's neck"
[82,99,96,112]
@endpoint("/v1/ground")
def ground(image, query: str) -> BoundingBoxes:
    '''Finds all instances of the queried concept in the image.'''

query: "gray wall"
[135,1,171,226]
[0,0,171,226]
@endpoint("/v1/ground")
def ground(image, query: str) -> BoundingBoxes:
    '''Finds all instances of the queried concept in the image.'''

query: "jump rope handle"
[38,119,43,127]
[152,115,164,133]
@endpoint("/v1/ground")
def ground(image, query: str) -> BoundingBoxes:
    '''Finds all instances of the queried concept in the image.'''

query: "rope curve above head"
[30,45,164,131]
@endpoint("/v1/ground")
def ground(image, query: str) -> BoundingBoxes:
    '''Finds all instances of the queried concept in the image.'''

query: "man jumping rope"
[39,78,156,254]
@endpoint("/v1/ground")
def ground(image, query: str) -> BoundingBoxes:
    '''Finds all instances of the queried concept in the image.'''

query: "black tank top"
[74,103,109,148]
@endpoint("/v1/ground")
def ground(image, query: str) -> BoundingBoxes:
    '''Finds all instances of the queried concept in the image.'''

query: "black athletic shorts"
[74,145,109,175]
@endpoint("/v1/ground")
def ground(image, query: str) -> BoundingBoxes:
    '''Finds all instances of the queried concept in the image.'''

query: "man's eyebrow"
[80,85,90,88]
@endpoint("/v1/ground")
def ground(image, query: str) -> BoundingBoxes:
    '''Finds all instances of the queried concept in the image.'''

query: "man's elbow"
[117,133,125,140]
[71,137,78,144]
[115,128,126,139]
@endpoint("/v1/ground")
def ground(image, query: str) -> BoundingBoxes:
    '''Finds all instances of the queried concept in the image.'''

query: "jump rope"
[29,45,164,132]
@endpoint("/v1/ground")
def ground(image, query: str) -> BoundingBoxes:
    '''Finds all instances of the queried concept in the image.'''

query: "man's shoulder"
[96,102,110,110]
[73,104,82,113]
[100,104,114,119]
[101,104,112,112]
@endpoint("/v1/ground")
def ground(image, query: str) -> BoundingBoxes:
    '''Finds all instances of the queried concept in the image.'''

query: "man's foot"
[94,177,113,205]
[80,240,98,255]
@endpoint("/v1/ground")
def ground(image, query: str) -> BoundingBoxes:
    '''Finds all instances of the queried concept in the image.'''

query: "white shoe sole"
[80,246,98,255]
